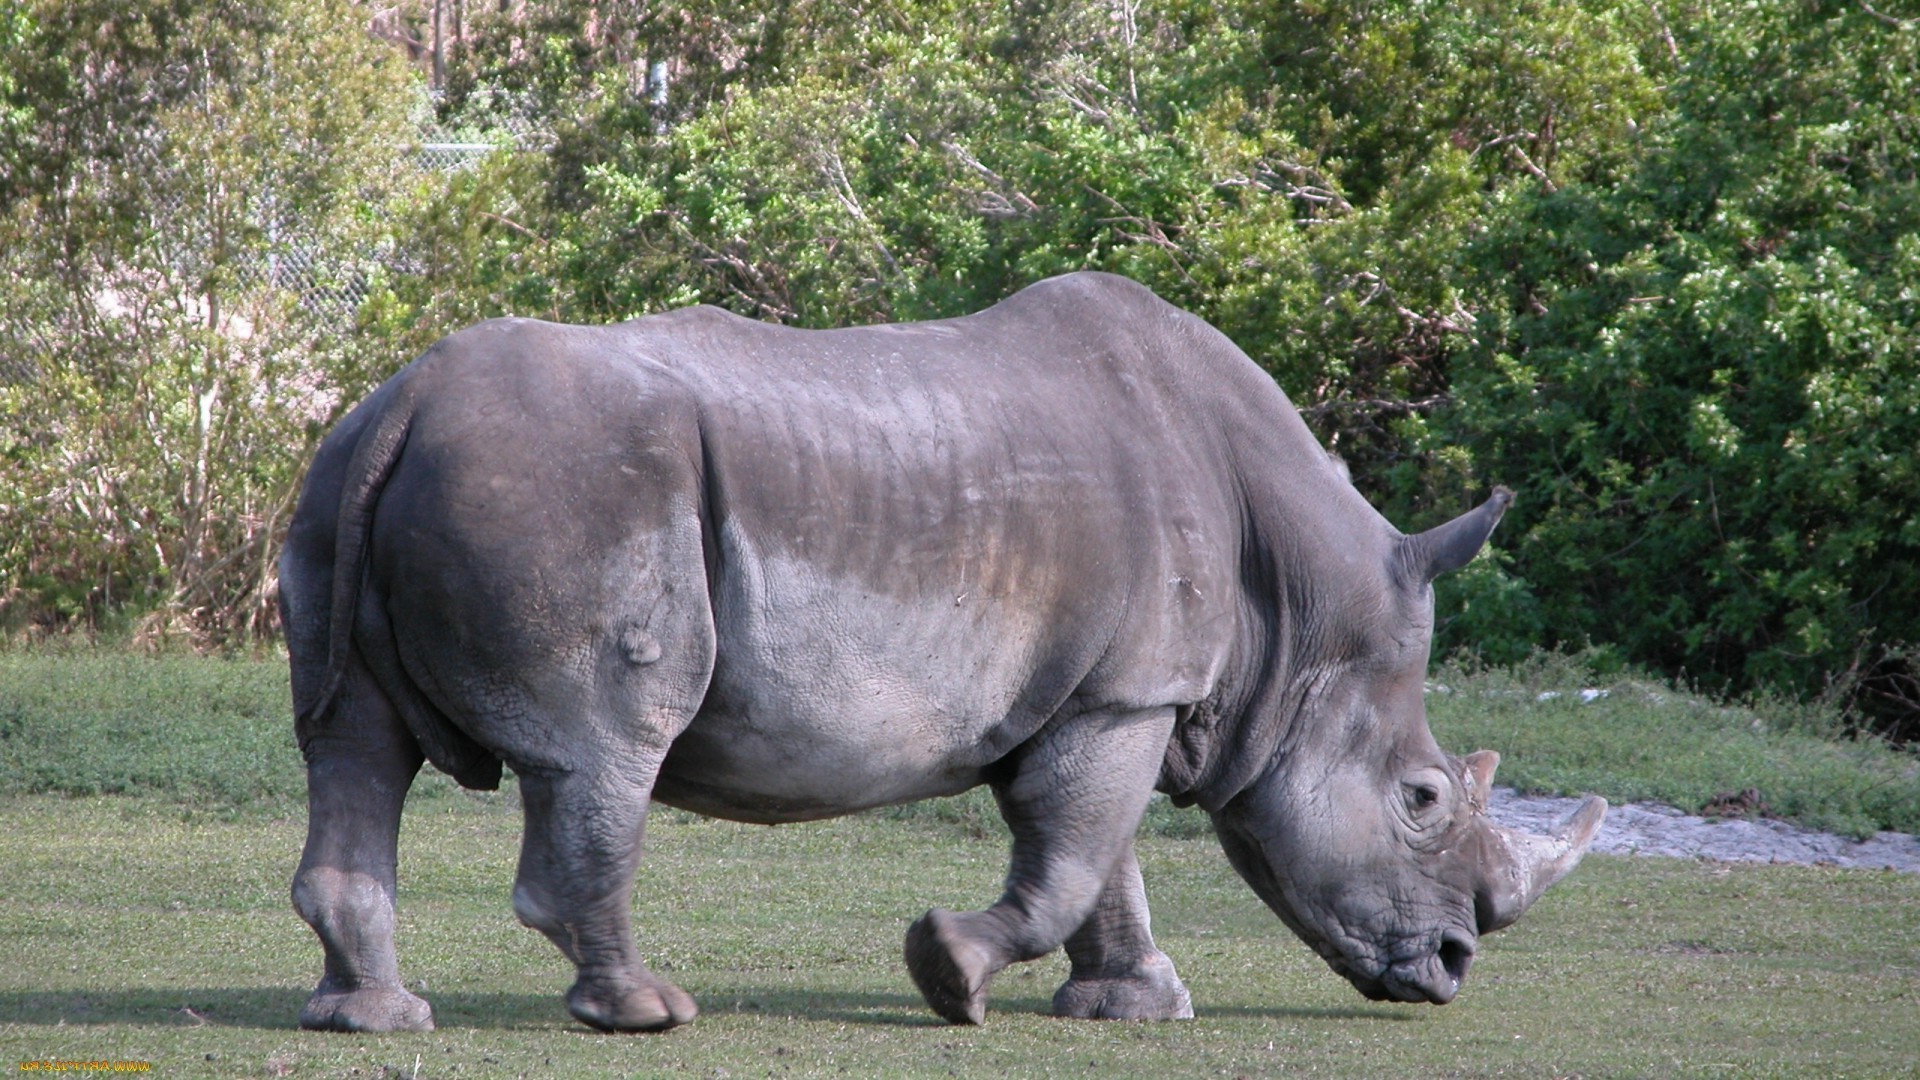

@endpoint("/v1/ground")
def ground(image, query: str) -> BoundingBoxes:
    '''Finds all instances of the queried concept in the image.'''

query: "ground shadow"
[1,986,1418,1031]
[0,989,587,1032]
[0,987,1010,1031]
[689,986,1035,1027]
[0,988,310,1030]
[1195,1003,1421,1022]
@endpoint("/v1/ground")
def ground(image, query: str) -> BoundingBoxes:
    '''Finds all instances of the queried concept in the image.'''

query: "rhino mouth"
[1349,929,1476,1004]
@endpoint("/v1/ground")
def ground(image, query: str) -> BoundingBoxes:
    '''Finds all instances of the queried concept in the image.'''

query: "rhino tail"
[303,378,421,732]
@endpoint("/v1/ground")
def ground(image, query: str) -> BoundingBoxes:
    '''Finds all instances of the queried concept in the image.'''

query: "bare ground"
[1487,787,1920,874]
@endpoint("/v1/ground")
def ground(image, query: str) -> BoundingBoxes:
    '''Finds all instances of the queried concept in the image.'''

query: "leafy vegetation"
[3,0,1916,735]
[0,0,422,642]
[1417,4,1920,732]
[2,792,1916,1077]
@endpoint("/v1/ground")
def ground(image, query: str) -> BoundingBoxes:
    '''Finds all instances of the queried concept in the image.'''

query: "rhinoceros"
[281,271,1604,1033]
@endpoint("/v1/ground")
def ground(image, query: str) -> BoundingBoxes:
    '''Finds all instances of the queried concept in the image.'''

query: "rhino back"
[360,273,1359,818]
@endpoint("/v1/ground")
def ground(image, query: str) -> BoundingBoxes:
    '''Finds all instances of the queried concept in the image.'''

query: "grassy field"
[2,650,1919,1077]
[1423,653,1920,839]
[3,648,1915,835]
[4,791,1917,1078]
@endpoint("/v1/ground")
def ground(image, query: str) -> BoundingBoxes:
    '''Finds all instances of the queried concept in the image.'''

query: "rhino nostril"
[1439,932,1475,989]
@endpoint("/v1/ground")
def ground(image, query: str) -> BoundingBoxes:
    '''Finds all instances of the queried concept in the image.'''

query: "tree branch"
[1860,1,1915,28]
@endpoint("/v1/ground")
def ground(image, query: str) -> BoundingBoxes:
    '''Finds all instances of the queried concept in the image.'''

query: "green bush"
[5,0,1916,737]
[1415,3,1920,734]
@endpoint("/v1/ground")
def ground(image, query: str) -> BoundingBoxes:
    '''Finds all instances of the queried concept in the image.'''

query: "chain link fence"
[218,127,525,324]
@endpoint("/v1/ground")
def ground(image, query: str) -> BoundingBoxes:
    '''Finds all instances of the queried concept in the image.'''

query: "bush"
[1416,3,1920,736]
[6,0,1916,738]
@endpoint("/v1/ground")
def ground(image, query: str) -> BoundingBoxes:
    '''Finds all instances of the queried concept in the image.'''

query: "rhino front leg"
[291,669,434,1033]
[511,750,697,1033]
[904,705,1175,1024]
[1052,843,1193,1020]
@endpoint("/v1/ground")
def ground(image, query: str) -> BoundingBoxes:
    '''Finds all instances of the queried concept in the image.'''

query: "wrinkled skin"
[282,272,1604,1033]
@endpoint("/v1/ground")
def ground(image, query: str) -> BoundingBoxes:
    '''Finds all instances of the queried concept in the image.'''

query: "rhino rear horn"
[1402,487,1514,583]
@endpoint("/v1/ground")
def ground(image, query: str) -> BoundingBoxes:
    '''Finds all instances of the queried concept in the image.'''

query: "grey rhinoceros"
[281,271,1605,1034]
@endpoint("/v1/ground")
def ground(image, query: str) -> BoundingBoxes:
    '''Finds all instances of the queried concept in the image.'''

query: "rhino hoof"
[299,986,435,1033]
[1053,953,1195,1021]
[904,908,992,1025]
[566,975,698,1033]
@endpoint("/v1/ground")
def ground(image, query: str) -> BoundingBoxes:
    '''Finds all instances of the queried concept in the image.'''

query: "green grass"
[3,648,1918,1076]
[0,650,301,808]
[0,650,466,816]
[1426,653,1920,838]
[3,648,1915,835]
[1,790,1916,1078]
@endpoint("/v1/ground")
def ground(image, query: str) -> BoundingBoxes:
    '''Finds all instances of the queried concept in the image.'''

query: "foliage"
[3,0,1916,734]
[1419,2,1920,733]
[0,0,419,642]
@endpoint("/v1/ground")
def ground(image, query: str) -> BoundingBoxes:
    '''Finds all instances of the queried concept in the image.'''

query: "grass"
[2,789,1917,1078]
[0,650,302,808]
[0,650,466,816]
[1425,652,1920,838]
[3,648,1919,1075]
[3,647,1915,835]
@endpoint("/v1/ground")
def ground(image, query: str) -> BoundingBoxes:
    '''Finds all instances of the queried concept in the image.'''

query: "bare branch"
[1053,89,1112,125]
[1472,131,1539,155]
[1299,393,1455,421]
[1506,143,1558,191]
[819,148,902,277]
[1223,159,1355,217]
[478,211,544,243]
[1085,186,1196,284]
[681,234,798,322]
[942,141,1040,216]
[1649,2,1682,64]
[1860,1,1915,28]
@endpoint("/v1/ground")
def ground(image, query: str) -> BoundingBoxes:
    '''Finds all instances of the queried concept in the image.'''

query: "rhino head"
[1208,488,1607,1005]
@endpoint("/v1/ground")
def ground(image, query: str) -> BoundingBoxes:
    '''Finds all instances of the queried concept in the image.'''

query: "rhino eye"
[1406,783,1441,813]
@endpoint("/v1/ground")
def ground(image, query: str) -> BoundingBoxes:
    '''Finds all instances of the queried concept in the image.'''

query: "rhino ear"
[1461,749,1500,811]
[1401,487,1514,584]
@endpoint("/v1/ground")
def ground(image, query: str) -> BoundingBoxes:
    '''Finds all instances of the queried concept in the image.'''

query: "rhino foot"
[1052,952,1194,1021]
[904,908,996,1025]
[566,974,698,1033]
[299,985,435,1033]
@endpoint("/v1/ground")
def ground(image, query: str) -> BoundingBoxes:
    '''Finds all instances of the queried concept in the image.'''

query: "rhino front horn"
[1476,795,1607,933]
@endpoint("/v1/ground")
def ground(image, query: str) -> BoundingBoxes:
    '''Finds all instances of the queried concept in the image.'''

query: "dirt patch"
[1487,787,1920,874]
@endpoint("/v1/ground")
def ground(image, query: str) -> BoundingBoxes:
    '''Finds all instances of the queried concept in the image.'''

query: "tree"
[0,0,420,642]
[7,0,1914,735]
[1422,0,1920,729]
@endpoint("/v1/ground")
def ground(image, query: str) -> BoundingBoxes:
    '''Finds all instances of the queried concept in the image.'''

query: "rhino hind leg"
[511,752,697,1033]
[1051,844,1193,1021]
[903,705,1177,1024]
[291,663,435,1033]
